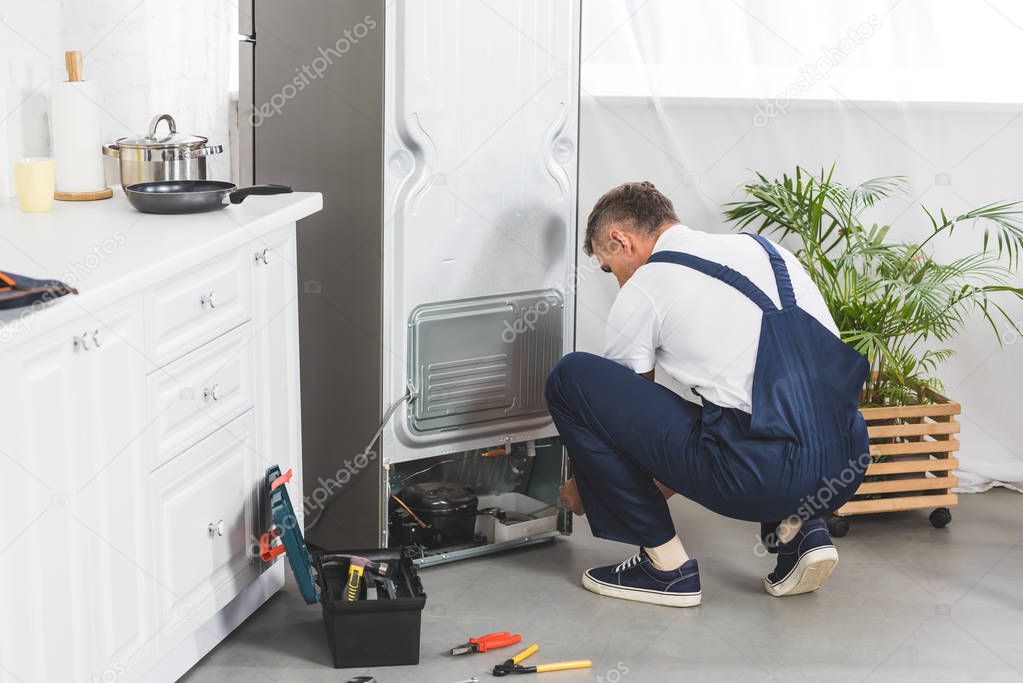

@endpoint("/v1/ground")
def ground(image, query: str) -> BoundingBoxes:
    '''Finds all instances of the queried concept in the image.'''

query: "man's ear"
[607,228,632,255]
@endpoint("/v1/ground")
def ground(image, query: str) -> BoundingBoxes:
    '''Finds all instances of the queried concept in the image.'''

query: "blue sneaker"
[764,518,839,597]
[582,550,701,607]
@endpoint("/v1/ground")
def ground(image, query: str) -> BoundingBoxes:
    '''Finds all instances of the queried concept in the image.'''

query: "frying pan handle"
[228,184,293,204]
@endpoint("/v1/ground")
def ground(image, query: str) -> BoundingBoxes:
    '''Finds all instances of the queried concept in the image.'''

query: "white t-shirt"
[604,225,839,413]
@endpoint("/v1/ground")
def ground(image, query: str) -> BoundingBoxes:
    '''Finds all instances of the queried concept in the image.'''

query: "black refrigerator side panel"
[251,0,386,549]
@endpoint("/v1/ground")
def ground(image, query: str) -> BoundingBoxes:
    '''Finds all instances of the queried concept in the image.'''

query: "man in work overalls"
[546,182,869,605]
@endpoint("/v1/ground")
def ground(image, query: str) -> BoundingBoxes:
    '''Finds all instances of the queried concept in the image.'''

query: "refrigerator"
[239,0,581,564]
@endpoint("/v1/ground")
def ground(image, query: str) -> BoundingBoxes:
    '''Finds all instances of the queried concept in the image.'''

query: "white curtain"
[578,0,1023,492]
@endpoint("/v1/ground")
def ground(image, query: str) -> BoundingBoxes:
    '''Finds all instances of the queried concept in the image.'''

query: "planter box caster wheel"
[929,507,952,528]
[827,515,850,537]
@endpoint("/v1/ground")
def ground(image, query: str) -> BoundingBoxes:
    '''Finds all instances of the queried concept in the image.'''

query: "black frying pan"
[125,180,293,214]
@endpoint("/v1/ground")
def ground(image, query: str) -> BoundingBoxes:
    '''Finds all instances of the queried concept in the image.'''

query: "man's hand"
[559,477,586,516]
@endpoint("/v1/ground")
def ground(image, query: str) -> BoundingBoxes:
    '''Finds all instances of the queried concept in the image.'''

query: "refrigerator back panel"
[382,1,580,462]
[407,290,564,434]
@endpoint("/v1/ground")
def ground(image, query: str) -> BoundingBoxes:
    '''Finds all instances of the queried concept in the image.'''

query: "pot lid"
[114,113,207,149]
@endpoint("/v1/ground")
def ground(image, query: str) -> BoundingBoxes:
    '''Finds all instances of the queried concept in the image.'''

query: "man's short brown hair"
[585,181,679,255]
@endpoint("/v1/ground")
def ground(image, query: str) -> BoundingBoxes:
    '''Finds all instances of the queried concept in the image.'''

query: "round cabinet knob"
[92,328,102,348]
[200,292,217,309]
[208,521,225,537]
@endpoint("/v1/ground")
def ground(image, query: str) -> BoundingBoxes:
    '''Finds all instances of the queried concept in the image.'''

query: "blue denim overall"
[545,234,870,546]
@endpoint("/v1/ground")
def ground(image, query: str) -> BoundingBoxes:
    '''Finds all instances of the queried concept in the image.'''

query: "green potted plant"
[724,166,1023,533]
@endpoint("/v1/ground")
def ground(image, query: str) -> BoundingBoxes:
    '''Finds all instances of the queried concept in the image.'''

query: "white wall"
[578,0,1023,489]
[0,0,236,200]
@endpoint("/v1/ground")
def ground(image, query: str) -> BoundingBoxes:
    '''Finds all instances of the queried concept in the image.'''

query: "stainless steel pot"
[103,114,224,189]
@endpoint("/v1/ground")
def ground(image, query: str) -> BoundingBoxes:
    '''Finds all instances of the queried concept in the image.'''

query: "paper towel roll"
[50,79,107,194]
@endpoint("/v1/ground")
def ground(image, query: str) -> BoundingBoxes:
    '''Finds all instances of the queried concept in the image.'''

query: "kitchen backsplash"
[0,0,237,201]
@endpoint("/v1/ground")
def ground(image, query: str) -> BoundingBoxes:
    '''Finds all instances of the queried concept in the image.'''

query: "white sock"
[644,535,689,571]
[776,517,804,545]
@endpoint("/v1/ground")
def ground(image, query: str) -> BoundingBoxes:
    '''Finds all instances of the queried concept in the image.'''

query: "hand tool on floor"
[492,643,592,676]
[450,631,522,656]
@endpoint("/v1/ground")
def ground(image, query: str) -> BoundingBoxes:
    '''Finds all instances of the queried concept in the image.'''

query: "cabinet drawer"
[151,412,258,651]
[145,249,251,369]
[148,323,253,469]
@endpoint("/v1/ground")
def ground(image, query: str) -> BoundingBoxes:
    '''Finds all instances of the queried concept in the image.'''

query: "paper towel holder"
[65,51,83,83]
[53,50,113,202]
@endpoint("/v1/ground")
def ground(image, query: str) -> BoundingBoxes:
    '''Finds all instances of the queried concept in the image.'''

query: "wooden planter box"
[834,387,959,528]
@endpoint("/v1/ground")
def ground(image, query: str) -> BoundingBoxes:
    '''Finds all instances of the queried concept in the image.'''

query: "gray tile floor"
[183,489,1023,683]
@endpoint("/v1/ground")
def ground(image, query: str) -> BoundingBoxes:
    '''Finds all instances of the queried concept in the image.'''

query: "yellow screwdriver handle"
[511,643,539,664]
[345,564,364,601]
[536,660,593,673]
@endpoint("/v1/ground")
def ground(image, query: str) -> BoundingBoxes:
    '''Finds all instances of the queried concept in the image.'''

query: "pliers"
[493,643,592,676]
[450,631,522,656]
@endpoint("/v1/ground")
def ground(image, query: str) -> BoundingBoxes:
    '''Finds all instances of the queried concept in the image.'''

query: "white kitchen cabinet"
[150,412,258,652]
[68,299,155,680]
[144,248,252,371]
[147,322,255,469]
[0,192,321,683]
[250,226,303,533]
[0,314,84,683]
[0,298,153,682]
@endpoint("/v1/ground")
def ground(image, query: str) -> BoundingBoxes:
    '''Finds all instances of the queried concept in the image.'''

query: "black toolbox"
[260,465,427,668]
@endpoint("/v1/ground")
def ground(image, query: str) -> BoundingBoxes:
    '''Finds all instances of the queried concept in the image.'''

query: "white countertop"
[0,191,322,341]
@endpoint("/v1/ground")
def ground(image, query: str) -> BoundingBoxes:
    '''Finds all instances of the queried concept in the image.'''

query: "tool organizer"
[261,465,427,668]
